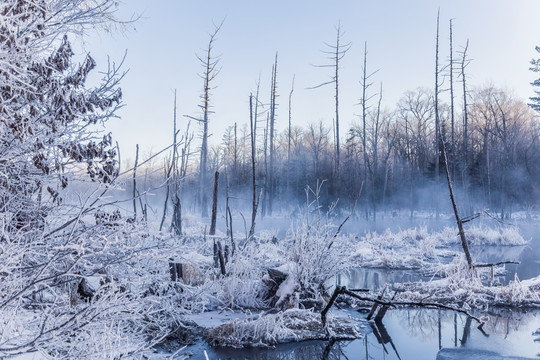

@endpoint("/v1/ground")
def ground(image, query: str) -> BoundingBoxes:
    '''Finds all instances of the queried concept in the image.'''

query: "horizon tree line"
[134,16,540,226]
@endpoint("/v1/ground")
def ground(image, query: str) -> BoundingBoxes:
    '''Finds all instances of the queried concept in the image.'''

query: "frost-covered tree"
[0,0,122,233]
[529,46,540,112]
[0,2,180,357]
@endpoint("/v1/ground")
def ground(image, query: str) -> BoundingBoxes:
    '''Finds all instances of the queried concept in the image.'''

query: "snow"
[351,225,527,270]
[205,309,365,348]
[0,194,535,357]
[184,310,251,328]
[8,353,45,360]
[436,348,535,360]
[275,274,297,309]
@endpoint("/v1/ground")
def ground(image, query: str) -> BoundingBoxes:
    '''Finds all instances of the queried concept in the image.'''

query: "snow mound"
[395,256,540,308]
[465,226,528,246]
[206,309,364,348]
[352,225,527,270]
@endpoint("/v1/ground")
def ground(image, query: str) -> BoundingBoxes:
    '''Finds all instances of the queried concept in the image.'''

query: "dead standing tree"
[268,53,278,215]
[310,23,351,185]
[287,76,295,193]
[160,91,192,234]
[359,41,379,219]
[187,22,223,218]
[249,94,261,239]
[459,40,472,211]
[434,9,441,219]
[449,19,456,183]
[440,130,473,268]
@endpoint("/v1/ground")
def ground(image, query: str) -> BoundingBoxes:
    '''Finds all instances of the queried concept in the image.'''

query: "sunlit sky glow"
[82,0,540,164]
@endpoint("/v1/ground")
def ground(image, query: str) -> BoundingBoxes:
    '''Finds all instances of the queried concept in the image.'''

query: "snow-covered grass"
[3,192,535,357]
[392,255,540,309]
[351,225,527,270]
[465,226,528,246]
[206,309,364,348]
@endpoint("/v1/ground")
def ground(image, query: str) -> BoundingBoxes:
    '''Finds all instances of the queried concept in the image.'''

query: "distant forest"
[132,84,540,221]
[130,25,540,222]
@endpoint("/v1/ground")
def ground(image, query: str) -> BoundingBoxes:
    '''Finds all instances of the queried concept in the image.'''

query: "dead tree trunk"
[171,90,182,236]
[371,83,383,222]
[449,19,456,183]
[249,94,260,239]
[209,171,219,236]
[434,9,441,220]
[287,75,294,193]
[460,39,471,212]
[268,53,278,216]
[440,131,473,268]
[334,32,341,179]
[159,157,172,232]
[310,24,351,191]
[233,122,238,174]
[188,22,222,218]
[132,144,139,219]
[262,114,269,218]
[360,41,377,220]
[225,170,235,256]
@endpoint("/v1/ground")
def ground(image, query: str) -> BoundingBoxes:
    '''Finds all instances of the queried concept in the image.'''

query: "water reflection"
[184,224,540,359]
[341,268,428,291]
[343,243,531,289]
[202,339,343,360]
[343,309,540,360]
[188,309,540,360]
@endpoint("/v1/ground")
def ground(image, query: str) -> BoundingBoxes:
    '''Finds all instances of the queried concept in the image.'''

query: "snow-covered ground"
[3,205,539,358]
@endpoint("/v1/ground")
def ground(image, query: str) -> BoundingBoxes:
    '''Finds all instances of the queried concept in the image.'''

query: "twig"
[474,261,519,268]
[321,286,344,326]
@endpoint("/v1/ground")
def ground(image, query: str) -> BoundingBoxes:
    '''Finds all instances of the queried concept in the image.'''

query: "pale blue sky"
[83,0,540,163]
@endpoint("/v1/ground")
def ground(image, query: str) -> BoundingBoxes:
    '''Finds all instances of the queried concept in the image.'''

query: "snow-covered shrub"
[0,217,191,358]
[466,226,527,246]
[352,227,441,269]
[434,255,483,291]
[492,274,540,305]
[0,2,189,357]
[219,238,283,310]
[206,309,363,348]
[351,225,527,270]
[283,183,353,307]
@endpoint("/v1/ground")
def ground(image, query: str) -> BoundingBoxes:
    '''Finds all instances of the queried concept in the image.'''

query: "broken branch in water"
[321,286,486,331]
[474,261,519,268]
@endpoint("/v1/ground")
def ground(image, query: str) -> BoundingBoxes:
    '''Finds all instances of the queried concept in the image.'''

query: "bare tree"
[449,19,456,182]
[187,21,223,217]
[160,92,192,234]
[440,130,473,268]
[268,53,278,215]
[359,41,379,218]
[396,88,435,218]
[369,83,384,221]
[287,75,295,191]
[249,94,261,239]
[306,121,331,179]
[434,9,441,218]
[459,40,471,184]
[310,23,351,179]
